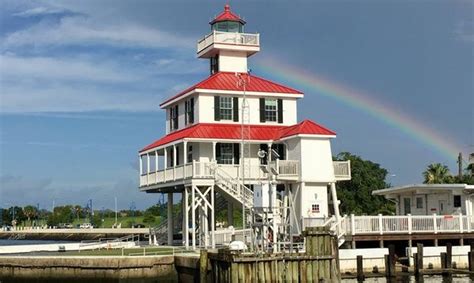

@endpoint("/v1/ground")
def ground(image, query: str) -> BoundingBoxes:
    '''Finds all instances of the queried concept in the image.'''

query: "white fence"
[343,214,474,235]
[212,228,253,246]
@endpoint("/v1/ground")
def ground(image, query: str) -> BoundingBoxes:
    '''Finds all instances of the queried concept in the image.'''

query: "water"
[0,239,76,246]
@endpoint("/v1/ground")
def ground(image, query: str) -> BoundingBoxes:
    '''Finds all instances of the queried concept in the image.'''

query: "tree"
[142,211,156,225]
[23,205,37,226]
[423,163,452,184]
[334,152,394,215]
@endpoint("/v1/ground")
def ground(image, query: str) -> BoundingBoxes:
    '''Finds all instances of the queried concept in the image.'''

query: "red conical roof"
[210,4,246,25]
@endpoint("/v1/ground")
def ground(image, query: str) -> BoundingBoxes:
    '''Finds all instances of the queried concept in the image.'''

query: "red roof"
[160,72,303,106]
[279,120,336,139]
[140,120,336,152]
[210,4,245,25]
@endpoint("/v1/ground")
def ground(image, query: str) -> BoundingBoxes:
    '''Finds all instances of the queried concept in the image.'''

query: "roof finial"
[224,4,230,12]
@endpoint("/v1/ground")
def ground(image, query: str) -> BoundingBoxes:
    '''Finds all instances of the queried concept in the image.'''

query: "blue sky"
[0,0,472,210]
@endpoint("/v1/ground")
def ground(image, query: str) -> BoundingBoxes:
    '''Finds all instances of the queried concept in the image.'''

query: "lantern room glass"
[212,21,243,33]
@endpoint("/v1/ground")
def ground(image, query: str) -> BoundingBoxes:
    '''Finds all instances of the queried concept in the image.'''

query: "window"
[416,197,423,209]
[403,198,411,214]
[217,143,234,164]
[311,204,320,213]
[170,105,178,130]
[210,55,219,74]
[185,98,194,125]
[264,99,277,122]
[454,195,461,208]
[219,97,233,120]
[260,98,283,123]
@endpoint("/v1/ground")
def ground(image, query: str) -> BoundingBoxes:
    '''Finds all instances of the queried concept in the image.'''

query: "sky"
[0,0,473,210]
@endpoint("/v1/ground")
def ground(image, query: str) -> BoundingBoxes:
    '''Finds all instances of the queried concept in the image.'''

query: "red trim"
[160,72,303,107]
[140,120,336,152]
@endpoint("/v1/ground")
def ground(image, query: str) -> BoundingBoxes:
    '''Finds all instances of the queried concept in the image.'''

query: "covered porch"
[139,139,300,189]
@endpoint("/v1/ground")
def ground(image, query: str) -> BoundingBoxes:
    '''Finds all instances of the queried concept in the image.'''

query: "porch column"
[155,150,159,183]
[173,144,177,180]
[212,141,217,162]
[330,182,341,231]
[139,155,143,175]
[183,188,189,249]
[167,192,173,246]
[146,153,150,186]
[183,141,188,164]
[164,147,168,181]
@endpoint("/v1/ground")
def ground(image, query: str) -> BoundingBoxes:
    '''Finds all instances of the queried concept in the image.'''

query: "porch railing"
[333,161,351,180]
[340,214,474,235]
[197,31,260,53]
[270,160,299,177]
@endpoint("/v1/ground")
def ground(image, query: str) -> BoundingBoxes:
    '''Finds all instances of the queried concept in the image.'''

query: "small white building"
[138,5,351,248]
[373,184,474,216]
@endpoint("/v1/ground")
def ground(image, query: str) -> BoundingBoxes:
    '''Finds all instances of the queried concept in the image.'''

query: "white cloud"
[0,82,161,113]
[2,16,193,49]
[1,54,139,83]
[12,6,72,17]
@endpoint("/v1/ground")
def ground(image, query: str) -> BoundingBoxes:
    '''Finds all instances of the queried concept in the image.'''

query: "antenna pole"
[458,152,463,178]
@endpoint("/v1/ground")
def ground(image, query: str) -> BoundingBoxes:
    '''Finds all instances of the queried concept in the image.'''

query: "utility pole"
[237,72,250,230]
[458,152,463,178]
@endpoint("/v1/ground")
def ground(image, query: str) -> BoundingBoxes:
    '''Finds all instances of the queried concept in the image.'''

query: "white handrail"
[347,214,472,235]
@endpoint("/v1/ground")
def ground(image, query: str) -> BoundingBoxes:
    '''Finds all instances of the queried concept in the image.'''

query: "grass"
[59,246,184,256]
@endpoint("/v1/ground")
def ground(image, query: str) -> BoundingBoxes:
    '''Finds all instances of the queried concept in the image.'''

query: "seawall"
[0,256,177,281]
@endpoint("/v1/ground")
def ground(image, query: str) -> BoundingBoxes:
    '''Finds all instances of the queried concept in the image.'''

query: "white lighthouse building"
[138,5,351,249]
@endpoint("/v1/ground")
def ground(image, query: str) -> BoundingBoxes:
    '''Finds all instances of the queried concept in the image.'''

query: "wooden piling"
[446,243,452,269]
[387,244,396,278]
[417,243,423,269]
[440,252,447,269]
[200,249,208,283]
[356,255,364,282]
[469,243,474,272]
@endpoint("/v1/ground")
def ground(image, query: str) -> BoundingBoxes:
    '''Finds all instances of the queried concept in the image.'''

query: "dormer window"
[185,98,194,125]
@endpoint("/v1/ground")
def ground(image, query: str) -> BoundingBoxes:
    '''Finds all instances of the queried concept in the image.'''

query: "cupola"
[210,4,245,33]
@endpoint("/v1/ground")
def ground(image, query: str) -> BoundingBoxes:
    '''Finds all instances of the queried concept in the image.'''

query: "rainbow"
[254,56,464,161]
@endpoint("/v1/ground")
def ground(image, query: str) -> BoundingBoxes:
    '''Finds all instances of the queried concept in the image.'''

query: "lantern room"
[210,4,246,33]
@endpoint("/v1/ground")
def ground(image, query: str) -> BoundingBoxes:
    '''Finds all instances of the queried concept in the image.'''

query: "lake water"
[0,239,77,246]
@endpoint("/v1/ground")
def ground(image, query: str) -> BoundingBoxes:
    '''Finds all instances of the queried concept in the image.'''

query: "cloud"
[2,15,193,50]
[1,54,140,83]
[12,6,75,17]
[0,175,53,206]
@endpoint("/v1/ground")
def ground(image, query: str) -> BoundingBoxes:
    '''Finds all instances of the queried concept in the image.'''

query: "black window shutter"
[174,105,179,129]
[259,98,265,122]
[169,109,172,130]
[233,143,240,164]
[277,99,283,124]
[233,97,239,122]
[216,143,221,163]
[190,98,194,124]
[214,96,221,121]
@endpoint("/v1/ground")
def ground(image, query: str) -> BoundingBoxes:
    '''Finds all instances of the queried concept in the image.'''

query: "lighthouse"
[138,5,351,250]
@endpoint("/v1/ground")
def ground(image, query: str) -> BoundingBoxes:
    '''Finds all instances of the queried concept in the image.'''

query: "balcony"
[333,161,351,181]
[139,160,300,189]
[197,31,260,58]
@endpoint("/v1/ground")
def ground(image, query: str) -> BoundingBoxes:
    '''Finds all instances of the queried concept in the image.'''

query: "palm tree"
[23,205,37,226]
[423,163,452,184]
